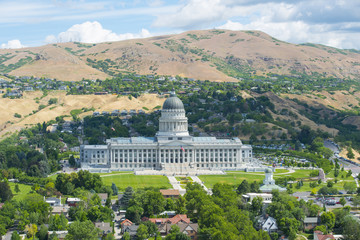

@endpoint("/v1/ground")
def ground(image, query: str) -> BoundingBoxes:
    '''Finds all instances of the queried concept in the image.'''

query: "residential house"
[313,231,335,240]
[258,216,278,233]
[51,206,70,217]
[66,198,81,207]
[149,214,190,225]
[45,197,62,207]
[95,222,112,236]
[121,219,139,237]
[243,193,272,204]
[158,222,199,239]
[160,189,180,199]
[48,231,68,240]
[303,217,320,230]
[98,193,108,206]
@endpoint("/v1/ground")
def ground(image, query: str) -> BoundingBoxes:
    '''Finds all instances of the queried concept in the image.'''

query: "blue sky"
[2,0,360,49]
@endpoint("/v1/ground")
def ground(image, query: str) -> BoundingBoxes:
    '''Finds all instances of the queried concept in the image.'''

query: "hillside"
[0,91,165,138]
[1,30,360,81]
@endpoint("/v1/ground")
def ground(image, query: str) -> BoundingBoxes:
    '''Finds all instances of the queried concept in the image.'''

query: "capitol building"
[80,92,253,174]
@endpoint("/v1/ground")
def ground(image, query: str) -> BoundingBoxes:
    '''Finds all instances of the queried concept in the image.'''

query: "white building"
[80,92,253,173]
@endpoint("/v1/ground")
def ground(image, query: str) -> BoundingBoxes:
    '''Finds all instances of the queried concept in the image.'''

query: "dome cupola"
[162,92,184,110]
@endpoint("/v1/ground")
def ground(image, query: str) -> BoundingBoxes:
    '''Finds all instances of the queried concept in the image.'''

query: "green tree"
[343,215,360,240]
[352,196,360,208]
[37,224,48,240]
[136,224,148,240]
[14,184,20,194]
[237,180,250,195]
[111,183,118,196]
[347,147,355,159]
[339,197,346,207]
[122,232,131,240]
[0,181,13,202]
[11,231,21,240]
[69,155,76,167]
[0,224,6,240]
[175,195,186,214]
[121,186,134,207]
[320,211,335,230]
[49,214,68,231]
[66,220,99,240]
[343,182,357,194]
[251,196,263,215]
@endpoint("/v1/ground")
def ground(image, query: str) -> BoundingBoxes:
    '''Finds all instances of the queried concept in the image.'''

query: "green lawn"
[9,182,33,201]
[199,169,318,189]
[99,173,171,191]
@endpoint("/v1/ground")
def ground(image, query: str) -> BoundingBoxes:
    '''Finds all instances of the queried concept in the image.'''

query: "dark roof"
[162,93,184,110]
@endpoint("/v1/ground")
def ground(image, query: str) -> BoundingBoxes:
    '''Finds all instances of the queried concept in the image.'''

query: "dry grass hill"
[0,91,165,138]
[1,30,360,81]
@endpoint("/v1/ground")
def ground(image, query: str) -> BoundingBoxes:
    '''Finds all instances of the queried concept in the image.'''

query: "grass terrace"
[9,182,32,201]
[99,172,171,191]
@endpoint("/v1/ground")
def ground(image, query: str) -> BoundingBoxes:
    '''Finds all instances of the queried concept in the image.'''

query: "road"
[324,140,360,175]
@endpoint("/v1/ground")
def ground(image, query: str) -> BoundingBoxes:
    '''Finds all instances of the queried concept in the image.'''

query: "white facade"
[80,93,253,172]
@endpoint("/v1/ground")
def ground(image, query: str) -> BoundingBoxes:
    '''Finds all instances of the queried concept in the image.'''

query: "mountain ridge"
[1,29,360,81]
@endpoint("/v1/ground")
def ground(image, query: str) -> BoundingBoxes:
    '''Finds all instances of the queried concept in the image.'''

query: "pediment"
[159,140,193,147]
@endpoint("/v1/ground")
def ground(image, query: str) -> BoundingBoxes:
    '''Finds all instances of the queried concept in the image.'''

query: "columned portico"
[80,92,253,174]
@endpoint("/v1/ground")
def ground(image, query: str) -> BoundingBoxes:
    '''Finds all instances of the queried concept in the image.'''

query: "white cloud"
[45,21,152,44]
[218,19,360,49]
[1,39,26,49]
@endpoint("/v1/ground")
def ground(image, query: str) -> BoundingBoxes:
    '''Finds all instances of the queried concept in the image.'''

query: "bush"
[14,113,21,118]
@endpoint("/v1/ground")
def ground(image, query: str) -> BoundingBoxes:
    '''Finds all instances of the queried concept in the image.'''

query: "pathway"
[167,176,186,195]
[167,175,212,195]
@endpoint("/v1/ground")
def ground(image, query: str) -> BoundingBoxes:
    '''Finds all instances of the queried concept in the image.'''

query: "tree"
[66,220,99,240]
[347,147,355,159]
[126,205,143,224]
[327,181,334,188]
[122,232,131,240]
[0,224,6,239]
[352,196,360,208]
[37,224,48,240]
[49,214,68,231]
[14,184,20,194]
[111,183,118,196]
[237,180,250,195]
[25,224,38,239]
[251,196,263,215]
[136,224,148,240]
[339,197,346,207]
[11,231,21,240]
[320,211,335,230]
[0,181,13,202]
[175,195,186,214]
[343,215,360,240]
[121,187,134,207]
[69,155,76,167]
[344,182,357,194]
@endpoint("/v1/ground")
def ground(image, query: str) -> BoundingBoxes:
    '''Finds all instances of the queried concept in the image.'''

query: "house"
[159,211,176,218]
[157,222,199,239]
[160,189,180,199]
[48,231,68,240]
[95,222,112,236]
[98,193,108,206]
[51,206,70,216]
[243,193,272,204]
[121,219,139,237]
[177,223,199,240]
[45,197,62,207]
[149,214,190,225]
[66,198,81,207]
[122,225,139,238]
[303,217,320,230]
[259,216,278,233]
[313,231,335,240]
